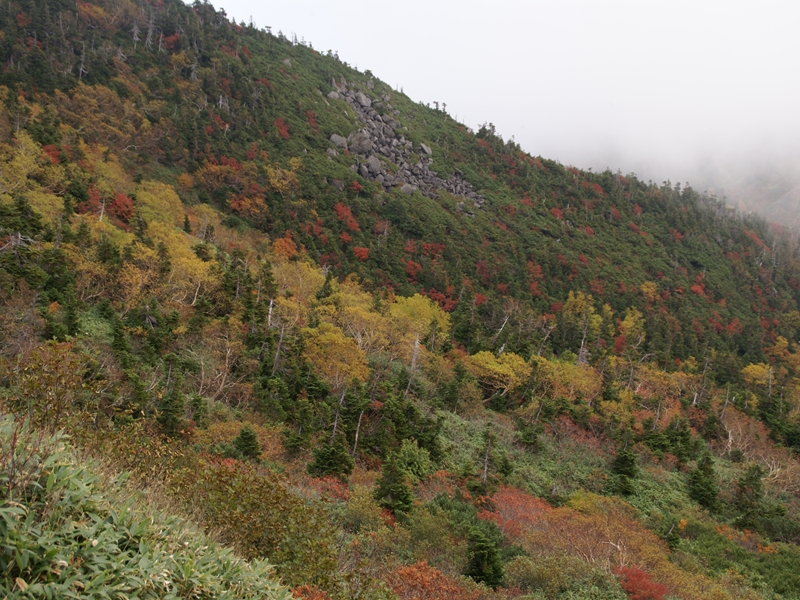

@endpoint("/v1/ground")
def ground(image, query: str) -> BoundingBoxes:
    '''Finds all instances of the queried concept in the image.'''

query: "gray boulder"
[355,91,372,108]
[400,183,417,195]
[359,164,370,178]
[367,155,381,174]
[326,148,338,157]
[420,143,433,155]
[348,131,372,154]
[327,91,340,100]
[282,58,292,67]
[330,134,348,150]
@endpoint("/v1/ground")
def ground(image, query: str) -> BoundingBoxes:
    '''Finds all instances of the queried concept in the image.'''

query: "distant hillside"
[2,0,799,363]
[680,157,800,231]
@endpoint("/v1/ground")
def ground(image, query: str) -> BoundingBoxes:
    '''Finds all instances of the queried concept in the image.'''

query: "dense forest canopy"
[3,0,800,598]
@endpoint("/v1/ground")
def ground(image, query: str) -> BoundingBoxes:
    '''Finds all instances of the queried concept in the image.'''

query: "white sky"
[218,0,800,187]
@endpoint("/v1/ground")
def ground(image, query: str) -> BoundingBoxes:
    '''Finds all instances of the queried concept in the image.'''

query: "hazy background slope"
[219,0,800,226]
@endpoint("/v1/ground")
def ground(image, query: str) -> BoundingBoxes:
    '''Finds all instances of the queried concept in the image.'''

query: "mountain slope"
[4,0,800,366]
[3,1,800,599]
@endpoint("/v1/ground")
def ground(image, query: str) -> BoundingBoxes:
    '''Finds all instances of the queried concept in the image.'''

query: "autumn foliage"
[614,566,668,600]
[386,562,482,600]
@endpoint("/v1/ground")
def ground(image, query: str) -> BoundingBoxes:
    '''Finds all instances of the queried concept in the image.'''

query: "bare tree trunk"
[404,334,420,398]
[352,410,364,456]
[482,437,491,485]
[331,386,347,441]
[271,324,285,376]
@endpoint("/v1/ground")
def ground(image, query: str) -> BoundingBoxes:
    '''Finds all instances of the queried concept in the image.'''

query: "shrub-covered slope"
[0,415,292,598]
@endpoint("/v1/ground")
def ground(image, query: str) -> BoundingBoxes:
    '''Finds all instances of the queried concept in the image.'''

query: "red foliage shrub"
[726,318,742,335]
[550,206,564,219]
[273,231,299,259]
[306,110,319,131]
[476,260,492,285]
[589,279,605,295]
[339,231,352,244]
[42,144,60,164]
[274,117,290,139]
[372,220,389,236]
[422,242,445,257]
[219,155,242,170]
[581,181,605,197]
[387,562,482,600]
[476,138,493,156]
[423,288,458,312]
[478,486,550,540]
[16,11,31,28]
[163,33,180,50]
[76,185,102,215]
[474,293,487,307]
[353,246,369,261]
[614,566,668,600]
[405,260,422,282]
[212,114,228,130]
[333,202,360,231]
[302,475,350,502]
[292,586,330,600]
[744,229,767,249]
[108,193,134,222]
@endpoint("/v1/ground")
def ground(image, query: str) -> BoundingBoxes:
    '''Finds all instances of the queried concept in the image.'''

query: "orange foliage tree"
[386,562,483,600]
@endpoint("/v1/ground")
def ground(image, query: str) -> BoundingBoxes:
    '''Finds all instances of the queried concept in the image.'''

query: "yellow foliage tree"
[0,131,42,195]
[538,358,603,405]
[462,351,531,399]
[147,221,213,305]
[389,294,450,351]
[135,181,184,226]
[560,291,601,364]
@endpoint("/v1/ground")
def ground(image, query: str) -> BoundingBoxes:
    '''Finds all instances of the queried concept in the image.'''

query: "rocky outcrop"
[327,83,485,211]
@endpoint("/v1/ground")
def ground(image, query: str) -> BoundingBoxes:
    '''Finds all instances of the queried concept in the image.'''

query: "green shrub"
[174,458,339,592]
[233,424,262,459]
[504,555,626,598]
[307,435,354,479]
[0,415,292,599]
[687,454,721,511]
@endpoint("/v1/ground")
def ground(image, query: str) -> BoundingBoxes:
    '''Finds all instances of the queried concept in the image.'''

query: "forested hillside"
[3,0,800,598]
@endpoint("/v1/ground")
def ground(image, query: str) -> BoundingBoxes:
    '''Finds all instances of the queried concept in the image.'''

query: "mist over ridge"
[220,0,800,224]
